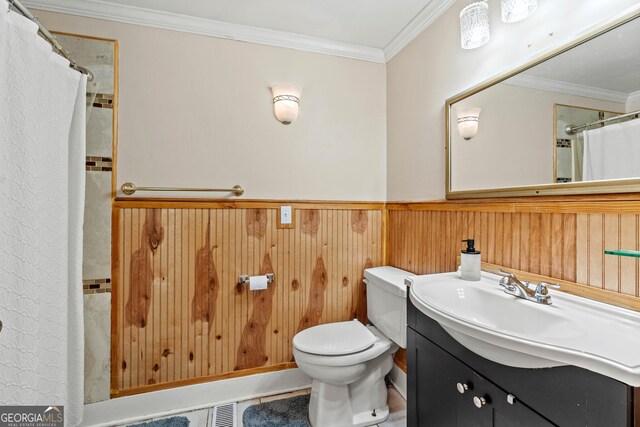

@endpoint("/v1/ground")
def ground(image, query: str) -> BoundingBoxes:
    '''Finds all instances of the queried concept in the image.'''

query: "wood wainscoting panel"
[112,206,383,395]
[576,213,640,296]
[388,210,577,281]
[389,206,640,302]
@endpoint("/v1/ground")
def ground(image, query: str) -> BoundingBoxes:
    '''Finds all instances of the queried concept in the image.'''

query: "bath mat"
[243,395,311,427]
[128,416,190,427]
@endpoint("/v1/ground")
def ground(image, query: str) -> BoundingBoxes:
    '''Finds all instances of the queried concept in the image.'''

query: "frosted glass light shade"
[501,0,537,23]
[458,108,482,140]
[460,1,490,50]
[271,84,301,125]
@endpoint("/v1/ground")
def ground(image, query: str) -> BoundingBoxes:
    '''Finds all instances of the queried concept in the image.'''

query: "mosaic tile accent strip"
[556,138,572,148]
[87,93,114,109]
[86,156,112,172]
[83,278,111,294]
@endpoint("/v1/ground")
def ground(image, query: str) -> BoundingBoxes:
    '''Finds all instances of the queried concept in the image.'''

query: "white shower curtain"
[0,4,86,426]
[572,133,584,182]
[582,120,640,181]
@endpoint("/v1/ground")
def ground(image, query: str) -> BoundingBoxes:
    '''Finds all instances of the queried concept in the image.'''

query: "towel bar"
[121,182,244,196]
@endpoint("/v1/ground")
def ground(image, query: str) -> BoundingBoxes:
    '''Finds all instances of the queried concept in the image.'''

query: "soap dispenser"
[461,239,481,281]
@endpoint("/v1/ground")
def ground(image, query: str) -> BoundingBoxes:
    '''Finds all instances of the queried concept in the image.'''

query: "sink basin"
[408,270,640,386]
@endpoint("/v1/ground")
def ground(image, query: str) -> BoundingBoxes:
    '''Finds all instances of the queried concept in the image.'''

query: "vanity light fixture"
[271,84,301,125]
[458,108,482,140]
[501,0,537,23]
[460,1,490,49]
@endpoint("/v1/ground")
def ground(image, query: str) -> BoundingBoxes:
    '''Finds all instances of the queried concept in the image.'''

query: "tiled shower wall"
[57,34,116,404]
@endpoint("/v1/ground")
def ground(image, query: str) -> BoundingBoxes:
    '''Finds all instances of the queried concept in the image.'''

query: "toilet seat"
[293,323,394,367]
[293,320,378,356]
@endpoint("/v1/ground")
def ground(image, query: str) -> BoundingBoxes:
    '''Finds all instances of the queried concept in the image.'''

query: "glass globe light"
[460,1,490,50]
[501,0,537,23]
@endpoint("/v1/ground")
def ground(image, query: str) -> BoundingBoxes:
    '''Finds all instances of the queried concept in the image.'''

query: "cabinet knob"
[456,383,469,394]
[473,396,487,408]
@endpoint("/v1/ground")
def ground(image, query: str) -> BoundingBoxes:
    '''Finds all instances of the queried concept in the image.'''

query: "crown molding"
[627,90,640,108]
[23,0,386,63]
[505,74,630,104]
[383,0,457,62]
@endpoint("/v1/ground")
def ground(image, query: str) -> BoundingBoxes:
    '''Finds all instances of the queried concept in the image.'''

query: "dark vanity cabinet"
[407,300,636,427]
[410,332,553,426]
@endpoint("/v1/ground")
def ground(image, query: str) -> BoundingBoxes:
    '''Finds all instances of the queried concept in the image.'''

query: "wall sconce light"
[271,84,301,125]
[460,1,490,49]
[501,0,537,23]
[458,108,482,140]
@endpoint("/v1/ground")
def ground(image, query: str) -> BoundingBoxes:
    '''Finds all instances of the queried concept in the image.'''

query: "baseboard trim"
[390,363,407,400]
[80,368,311,426]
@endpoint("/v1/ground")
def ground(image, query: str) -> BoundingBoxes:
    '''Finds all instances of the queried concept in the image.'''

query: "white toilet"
[293,266,414,427]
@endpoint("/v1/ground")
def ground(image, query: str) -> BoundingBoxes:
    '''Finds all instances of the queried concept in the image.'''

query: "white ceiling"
[106,0,426,49]
[24,0,457,62]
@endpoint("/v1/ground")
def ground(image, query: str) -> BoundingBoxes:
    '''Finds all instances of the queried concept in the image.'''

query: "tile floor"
[126,384,406,427]
[378,387,407,427]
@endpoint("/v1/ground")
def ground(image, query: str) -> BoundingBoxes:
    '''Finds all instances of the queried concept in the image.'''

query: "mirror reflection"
[449,15,640,194]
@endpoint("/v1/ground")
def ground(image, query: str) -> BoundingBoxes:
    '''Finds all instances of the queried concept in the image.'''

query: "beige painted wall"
[451,83,626,191]
[387,0,640,201]
[37,11,387,201]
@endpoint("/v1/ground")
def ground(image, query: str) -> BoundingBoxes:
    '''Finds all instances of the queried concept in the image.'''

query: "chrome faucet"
[496,270,560,305]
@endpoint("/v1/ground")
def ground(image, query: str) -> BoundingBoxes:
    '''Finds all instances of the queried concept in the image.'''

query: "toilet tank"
[363,266,415,349]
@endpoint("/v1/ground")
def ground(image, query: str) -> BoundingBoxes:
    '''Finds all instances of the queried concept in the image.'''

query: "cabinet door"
[472,372,556,427]
[408,329,476,426]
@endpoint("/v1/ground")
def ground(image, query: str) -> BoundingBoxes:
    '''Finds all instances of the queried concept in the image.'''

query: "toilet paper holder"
[237,273,275,286]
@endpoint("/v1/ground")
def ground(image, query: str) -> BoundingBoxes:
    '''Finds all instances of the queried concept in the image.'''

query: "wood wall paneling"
[389,210,580,280]
[112,197,640,396]
[113,207,383,395]
[388,206,640,307]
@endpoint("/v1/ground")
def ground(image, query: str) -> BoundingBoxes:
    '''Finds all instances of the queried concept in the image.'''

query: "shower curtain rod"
[7,0,94,80]
[565,109,640,135]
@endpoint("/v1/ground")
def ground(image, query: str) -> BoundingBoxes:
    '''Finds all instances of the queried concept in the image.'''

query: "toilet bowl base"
[351,405,390,427]
[305,351,394,427]
[308,379,390,427]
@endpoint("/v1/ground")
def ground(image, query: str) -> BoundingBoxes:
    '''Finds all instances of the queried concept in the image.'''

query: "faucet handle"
[496,270,517,290]
[497,269,516,278]
[535,281,560,296]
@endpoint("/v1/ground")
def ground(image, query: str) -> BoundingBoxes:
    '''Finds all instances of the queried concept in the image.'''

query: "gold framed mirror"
[446,9,640,199]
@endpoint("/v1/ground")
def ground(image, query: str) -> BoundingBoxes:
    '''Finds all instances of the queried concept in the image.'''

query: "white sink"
[408,270,640,386]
